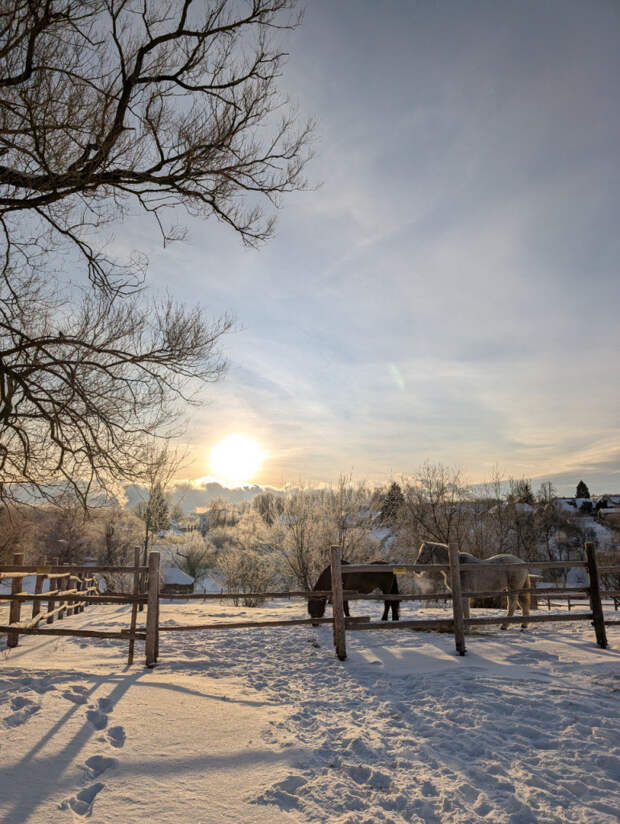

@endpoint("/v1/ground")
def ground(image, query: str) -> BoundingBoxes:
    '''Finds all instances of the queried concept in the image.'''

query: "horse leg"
[502,594,518,630]
[381,601,389,621]
[344,600,350,618]
[519,591,530,630]
[389,577,399,621]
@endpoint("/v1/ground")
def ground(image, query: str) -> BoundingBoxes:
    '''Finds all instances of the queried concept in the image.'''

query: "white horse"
[415,542,531,630]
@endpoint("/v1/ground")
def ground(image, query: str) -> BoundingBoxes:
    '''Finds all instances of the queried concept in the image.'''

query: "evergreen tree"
[508,479,535,506]
[576,480,590,499]
[379,482,405,524]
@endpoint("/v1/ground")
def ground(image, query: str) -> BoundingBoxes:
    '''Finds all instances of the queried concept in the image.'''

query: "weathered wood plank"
[0,625,146,639]
[127,547,141,666]
[0,564,148,574]
[585,541,608,649]
[145,551,160,667]
[7,552,24,648]
[449,544,466,656]
[330,545,347,661]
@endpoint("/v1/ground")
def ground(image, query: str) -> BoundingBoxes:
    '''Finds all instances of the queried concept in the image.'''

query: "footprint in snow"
[59,783,104,818]
[3,697,40,727]
[106,725,126,748]
[63,689,88,705]
[86,695,115,730]
[86,709,107,730]
[97,697,113,713]
[82,755,117,779]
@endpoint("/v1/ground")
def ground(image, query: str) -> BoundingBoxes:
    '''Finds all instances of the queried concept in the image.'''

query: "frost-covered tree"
[379,482,405,524]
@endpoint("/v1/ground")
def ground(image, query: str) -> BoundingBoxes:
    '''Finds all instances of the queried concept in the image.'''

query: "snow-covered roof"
[513,502,534,513]
[161,566,194,586]
[556,499,577,512]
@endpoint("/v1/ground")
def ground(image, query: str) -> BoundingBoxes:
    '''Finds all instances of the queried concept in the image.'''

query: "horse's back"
[486,553,527,566]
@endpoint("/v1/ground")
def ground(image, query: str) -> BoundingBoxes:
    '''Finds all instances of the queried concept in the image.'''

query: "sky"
[137,0,618,495]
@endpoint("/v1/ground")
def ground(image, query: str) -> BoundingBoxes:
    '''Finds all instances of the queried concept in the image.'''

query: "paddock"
[1,541,619,666]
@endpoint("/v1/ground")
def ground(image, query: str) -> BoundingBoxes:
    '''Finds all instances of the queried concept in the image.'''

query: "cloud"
[137,0,620,493]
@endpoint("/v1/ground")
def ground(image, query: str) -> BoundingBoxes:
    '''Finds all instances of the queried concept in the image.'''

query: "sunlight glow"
[209,434,265,484]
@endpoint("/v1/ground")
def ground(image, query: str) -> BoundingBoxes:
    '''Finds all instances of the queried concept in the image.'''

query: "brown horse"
[308,560,400,624]
[415,542,531,630]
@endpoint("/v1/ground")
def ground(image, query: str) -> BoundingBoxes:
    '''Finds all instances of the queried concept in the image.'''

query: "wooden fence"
[329,541,619,660]
[0,548,150,665]
[1,542,618,666]
[139,541,620,665]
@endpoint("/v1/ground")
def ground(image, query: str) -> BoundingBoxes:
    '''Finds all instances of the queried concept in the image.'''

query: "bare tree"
[133,443,182,556]
[271,488,320,590]
[0,0,312,505]
[401,463,471,548]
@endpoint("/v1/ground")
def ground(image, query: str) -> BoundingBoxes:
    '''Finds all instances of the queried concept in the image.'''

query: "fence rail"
[0,565,148,575]
[2,543,618,666]
[345,560,590,573]
[0,549,150,662]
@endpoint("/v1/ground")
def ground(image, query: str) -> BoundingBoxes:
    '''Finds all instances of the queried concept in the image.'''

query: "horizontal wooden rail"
[157,615,372,632]
[348,612,596,632]
[345,560,589,573]
[0,625,146,639]
[346,564,451,573]
[341,586,592,601]
[0,593,145,604]
[0,565,147,574]
[159,617,335,631]
[347,618,455,632]
[161,590,337,600]
[464,612,594,627]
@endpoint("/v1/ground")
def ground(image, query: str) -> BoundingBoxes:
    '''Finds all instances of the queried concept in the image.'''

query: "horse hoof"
[521,626,527,631]
[311,622,319,628]
[500,625,508,630]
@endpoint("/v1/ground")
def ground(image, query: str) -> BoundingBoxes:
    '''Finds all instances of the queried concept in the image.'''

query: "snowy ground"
[1,597,619,824]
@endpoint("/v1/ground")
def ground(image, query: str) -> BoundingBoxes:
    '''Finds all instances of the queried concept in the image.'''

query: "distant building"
[160,566,194,595]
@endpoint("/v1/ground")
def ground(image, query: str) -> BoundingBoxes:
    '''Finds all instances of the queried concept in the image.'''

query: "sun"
[209,434,265,484]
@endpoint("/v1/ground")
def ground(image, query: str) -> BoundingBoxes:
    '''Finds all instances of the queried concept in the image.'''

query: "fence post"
[330,544,347,661]
[32,573,44,619]
[448,543,466,656]
[585,541,607,649]
[67,574,75,617]
[127,547,141,666]
[58,573,68,620]
[46,572,55,624]
[7,552,24,648]
[145,551,160,667]
[138,544,147,613]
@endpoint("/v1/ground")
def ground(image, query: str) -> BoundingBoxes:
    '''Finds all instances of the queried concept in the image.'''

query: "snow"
[0,575,54,596]
[513,502,534,513]
[195,571,224,593]
[161,566,194,587]
[1,597,619,823]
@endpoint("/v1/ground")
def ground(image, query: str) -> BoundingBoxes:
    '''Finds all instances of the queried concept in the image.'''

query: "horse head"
[307,595,327,620]
[415,541,448,566]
